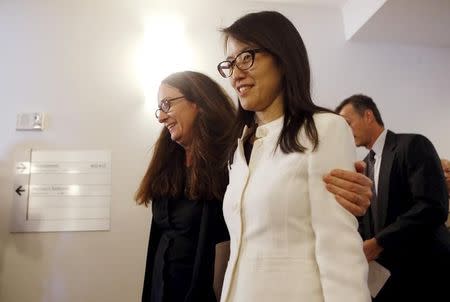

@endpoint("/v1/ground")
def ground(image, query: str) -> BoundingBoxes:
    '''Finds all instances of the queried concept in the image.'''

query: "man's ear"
[364,110,374,123]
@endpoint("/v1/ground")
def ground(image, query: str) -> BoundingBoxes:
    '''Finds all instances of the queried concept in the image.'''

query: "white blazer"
[220,113,370,302]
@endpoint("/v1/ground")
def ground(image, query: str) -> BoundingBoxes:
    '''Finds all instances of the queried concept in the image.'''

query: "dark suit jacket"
[360,130,450,301]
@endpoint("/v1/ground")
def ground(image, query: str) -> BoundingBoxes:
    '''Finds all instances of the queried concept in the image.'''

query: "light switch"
[16,113,45,131]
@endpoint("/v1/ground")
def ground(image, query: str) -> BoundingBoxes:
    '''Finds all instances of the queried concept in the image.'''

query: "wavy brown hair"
[135,71,236,206]
[221,11,332,159]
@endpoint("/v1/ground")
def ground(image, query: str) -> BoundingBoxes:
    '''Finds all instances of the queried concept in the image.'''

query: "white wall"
[0,1,449,301]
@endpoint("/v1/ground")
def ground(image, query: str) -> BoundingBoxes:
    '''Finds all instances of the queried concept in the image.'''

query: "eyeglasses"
[217,48,265,78]
[155,96,185,119]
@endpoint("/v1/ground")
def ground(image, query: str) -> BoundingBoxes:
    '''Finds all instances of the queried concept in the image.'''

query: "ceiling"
[351,0,450,48]
[248,0,450,48]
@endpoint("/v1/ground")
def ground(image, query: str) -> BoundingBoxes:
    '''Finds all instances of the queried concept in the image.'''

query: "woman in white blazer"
[216,11,371,302]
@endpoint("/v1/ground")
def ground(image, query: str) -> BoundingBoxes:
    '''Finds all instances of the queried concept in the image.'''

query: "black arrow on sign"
[15,185,25,196]
[17,163,26,172]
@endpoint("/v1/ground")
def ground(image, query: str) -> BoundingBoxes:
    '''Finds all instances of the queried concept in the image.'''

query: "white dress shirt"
[370,128,387,194]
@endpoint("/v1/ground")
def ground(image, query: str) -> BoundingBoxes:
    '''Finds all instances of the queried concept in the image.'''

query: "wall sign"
[11,150,111,232]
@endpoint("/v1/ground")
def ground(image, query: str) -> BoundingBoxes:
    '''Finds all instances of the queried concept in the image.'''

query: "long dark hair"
[135,71,236,205]
[222,11,331,157]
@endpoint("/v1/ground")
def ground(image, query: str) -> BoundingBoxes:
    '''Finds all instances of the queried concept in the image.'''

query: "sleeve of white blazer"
[307,113,370,302]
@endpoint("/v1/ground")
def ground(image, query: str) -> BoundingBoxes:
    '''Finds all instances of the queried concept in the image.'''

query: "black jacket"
[360,130,450,301]
[142,198,229,302]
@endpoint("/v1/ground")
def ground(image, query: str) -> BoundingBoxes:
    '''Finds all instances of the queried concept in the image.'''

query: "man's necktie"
[367,150,379,234]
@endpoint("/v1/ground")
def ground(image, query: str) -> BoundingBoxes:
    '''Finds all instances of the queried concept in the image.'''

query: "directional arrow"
[15,185,25,196]
[16,163,26,171]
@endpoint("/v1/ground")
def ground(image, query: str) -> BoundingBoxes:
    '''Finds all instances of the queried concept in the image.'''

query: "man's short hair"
[335,94,384,127]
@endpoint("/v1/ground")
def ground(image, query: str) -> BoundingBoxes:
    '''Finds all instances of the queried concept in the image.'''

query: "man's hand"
[363,238,383,262]
[323,161,372,216]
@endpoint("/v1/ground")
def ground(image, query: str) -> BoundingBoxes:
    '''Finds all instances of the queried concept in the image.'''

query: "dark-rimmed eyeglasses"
[155,96,184,119]
[217,48,265,78]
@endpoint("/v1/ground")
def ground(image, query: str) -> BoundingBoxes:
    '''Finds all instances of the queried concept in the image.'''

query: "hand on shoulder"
[323,161,372,216]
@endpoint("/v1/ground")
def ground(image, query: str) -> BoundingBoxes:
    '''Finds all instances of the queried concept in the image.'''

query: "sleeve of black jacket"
[142,219,161,302]
[375,134,449,250]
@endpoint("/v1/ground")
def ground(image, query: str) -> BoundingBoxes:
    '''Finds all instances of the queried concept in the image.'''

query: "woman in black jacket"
[135,71,235,302]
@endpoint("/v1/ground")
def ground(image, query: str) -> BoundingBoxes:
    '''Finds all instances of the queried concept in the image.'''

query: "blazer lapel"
[377,130,397,230]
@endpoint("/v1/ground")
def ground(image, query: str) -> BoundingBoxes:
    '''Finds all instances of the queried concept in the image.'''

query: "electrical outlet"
[16,113,45,131]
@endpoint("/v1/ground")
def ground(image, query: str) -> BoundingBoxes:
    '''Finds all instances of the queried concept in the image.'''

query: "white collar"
[371,128,387,157]
[240,115,284,139]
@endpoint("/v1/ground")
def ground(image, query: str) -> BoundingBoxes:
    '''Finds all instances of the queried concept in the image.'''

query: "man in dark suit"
[336,94,449,301]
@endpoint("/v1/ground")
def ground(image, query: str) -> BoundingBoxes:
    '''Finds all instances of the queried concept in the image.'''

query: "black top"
[142,196,229,302]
